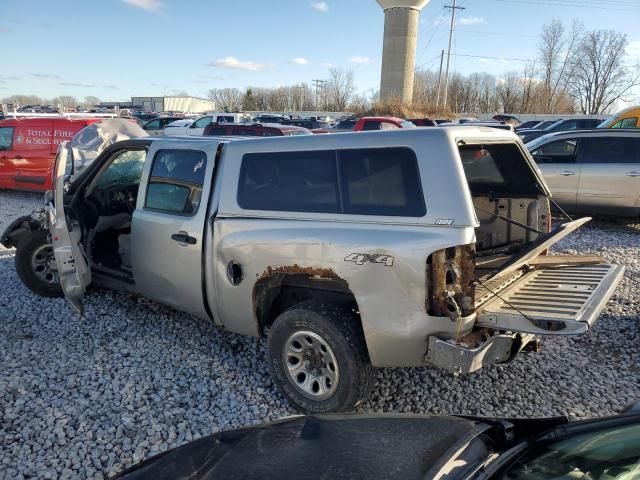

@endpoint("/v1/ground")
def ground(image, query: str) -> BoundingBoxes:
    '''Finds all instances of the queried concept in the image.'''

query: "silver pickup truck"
[1,127,624,413]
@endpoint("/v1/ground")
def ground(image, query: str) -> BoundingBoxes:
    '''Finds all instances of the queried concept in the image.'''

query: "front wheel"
[266,301,375,413]
[14,230,63,297]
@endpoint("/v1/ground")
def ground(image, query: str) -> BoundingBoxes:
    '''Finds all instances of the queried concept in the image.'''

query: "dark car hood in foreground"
[112,414,493,480]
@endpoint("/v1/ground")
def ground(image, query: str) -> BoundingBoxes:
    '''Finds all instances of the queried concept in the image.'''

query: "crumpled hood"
[70,118,148,172]
[111,414,488,480]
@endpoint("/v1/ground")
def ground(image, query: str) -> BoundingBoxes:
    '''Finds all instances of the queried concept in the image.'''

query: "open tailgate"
[476,263,624,335]
[476,217,624,335]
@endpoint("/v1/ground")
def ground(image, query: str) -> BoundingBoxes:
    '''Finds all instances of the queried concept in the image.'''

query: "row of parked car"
[1,106,639,216]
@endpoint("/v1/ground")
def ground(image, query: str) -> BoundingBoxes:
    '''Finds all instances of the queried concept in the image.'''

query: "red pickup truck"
[0,117,99,191]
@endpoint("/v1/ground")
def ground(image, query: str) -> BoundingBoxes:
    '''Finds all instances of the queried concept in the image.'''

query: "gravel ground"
[1,189,639,479]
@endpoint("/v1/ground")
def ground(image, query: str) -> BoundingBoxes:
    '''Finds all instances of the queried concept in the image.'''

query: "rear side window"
[145,150,208,215]
[530,139,577,164]
[339,148,425,216]
[0,127,14,150]
[238,150,340,213]
[237,147,426,217]
[459,146,506,184]
[216,116,234,123]
[577,137,640,164]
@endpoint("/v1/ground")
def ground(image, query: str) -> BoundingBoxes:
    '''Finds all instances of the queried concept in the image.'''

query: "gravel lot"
[1,189,639,479]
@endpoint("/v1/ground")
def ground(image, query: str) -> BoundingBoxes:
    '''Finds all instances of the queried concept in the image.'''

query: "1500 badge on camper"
[344,253,394,267]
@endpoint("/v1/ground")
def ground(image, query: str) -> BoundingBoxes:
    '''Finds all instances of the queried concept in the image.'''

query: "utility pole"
[435,49,445,110]
[442,0,465,109]
[312,79,328,112]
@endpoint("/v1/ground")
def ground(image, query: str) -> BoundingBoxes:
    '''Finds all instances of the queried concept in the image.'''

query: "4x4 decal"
[344,253,394,267]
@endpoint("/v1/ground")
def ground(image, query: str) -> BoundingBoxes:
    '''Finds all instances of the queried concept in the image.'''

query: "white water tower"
[376,0,430,104]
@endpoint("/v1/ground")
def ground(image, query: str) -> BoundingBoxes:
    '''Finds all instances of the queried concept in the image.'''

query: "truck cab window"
[193,116,213,128]
[92,150,146,193]
[145,149,207,215]
[362,121,381,131]
[0,127,14,150]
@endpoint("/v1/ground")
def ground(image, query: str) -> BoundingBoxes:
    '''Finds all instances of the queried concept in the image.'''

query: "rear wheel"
[15,230,63,297]
[266,301,375,413]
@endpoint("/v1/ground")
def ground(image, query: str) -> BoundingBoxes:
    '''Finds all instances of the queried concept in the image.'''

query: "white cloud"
[310,1,329,12]
[210,57,267,71]
[58,82,96,88]
[458,16,484,25]
[289,57,309,65]
[350,56,371,64]
[31,73,61,80]
[121,0,164,13]
[321,62,335,68]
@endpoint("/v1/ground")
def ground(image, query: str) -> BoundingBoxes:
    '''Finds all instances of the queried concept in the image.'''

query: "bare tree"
[569,30,640,114]
[207,88,244,112]
[496,72,522,113]
[538,19,582,113]
[325,68,355,111]
[83,96,100,107]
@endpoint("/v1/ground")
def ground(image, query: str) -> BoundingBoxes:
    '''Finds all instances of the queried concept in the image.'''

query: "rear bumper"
[425,332,536,374]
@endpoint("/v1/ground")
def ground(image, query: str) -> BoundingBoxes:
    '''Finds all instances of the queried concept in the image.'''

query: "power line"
[414,0,447,67]
[488,0,640,12]
[456,28,538,38]
[442,0,465,109]
[450,52,638,69]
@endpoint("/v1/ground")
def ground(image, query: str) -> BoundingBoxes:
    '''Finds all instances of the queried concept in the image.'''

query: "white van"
[163,112,252,136]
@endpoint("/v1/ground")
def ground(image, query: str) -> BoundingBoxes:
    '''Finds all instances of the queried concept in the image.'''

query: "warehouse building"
[99,95,215,113]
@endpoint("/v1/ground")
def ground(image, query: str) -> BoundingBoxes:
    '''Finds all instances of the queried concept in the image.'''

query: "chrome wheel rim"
[30,244,59,285]
[283,330,340,400]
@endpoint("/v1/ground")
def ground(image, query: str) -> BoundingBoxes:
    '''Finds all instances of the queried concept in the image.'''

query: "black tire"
[266,301,375,413]
[15,230,63,297]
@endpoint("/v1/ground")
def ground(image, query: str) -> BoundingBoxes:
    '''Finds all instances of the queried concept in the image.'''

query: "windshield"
[500,422,640,480]
[400,120,416,128]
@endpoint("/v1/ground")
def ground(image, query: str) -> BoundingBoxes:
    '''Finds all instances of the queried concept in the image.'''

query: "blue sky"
[1,0,639,101]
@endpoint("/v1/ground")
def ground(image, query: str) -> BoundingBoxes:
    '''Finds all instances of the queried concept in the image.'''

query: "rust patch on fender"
[259,264,340,281]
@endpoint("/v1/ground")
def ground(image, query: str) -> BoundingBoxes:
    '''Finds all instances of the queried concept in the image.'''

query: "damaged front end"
[0,210,47,249]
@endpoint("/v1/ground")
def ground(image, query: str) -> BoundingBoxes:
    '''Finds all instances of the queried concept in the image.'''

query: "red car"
[0,117,100,191]
[203,123,310,137]
[316,116,416,134]
[353,116,416,131]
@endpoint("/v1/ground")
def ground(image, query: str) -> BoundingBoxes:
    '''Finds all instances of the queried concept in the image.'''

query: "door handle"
[627,171,640,177]
[14,155,23,160]
[559,170,575,176]
[171,232,197,245]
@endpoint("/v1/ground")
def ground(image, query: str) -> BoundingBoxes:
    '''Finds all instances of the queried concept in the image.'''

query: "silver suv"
[2,127,624,412]
[527,129,640,216]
